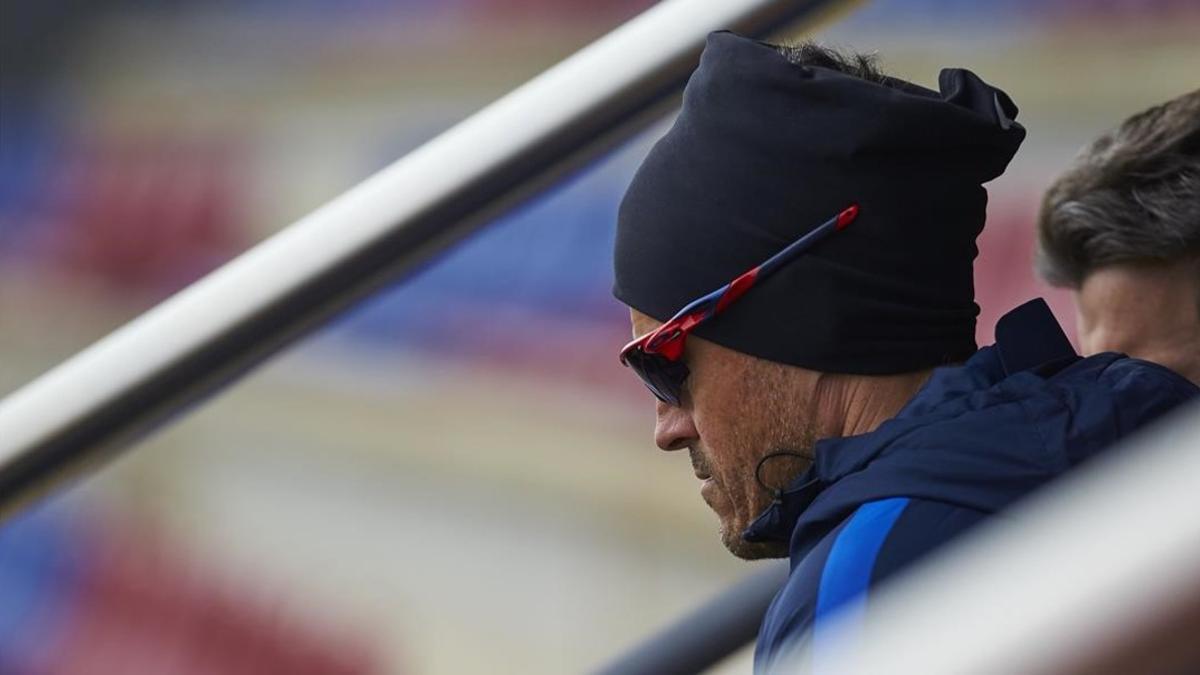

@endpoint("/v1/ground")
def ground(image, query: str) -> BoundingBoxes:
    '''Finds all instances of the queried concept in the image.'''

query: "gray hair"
[1036,89,1200,288]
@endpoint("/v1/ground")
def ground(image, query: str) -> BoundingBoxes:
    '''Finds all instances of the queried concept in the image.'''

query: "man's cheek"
[702,479,733,515]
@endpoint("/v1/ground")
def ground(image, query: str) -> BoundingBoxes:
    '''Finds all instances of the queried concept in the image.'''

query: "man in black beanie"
[613,32,1198,671]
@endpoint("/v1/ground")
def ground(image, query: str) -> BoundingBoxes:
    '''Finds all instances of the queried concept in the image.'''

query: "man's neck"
[819,370,933,439]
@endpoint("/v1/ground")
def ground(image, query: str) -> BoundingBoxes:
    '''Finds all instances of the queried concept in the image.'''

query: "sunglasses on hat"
[618,204,858,405]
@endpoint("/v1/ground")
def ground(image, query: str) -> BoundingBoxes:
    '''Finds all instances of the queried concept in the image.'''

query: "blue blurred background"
[1,1,1198,672]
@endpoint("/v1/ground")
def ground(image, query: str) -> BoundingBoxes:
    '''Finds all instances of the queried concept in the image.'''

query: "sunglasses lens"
[623,348,690,405]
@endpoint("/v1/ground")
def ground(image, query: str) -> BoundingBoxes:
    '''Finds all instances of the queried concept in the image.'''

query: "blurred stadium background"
[1,1,1197,672]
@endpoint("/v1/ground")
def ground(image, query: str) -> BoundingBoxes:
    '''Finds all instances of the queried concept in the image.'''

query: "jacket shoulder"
[1026,352,1198,466]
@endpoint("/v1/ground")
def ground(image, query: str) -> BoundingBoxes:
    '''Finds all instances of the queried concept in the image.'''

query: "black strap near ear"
[755,451,810,501]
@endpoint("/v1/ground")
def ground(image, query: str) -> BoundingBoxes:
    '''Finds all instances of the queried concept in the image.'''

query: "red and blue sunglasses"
[619,204,859,405]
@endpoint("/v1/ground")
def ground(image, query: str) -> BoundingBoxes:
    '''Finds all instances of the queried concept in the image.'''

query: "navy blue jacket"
[746,300,1198,673]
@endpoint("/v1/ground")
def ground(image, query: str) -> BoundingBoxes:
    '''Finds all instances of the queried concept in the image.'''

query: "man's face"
[1076,261,1200,384]
[630,309,820,560]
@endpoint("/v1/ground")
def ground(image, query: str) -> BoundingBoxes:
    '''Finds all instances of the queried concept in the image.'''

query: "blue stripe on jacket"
[812,497,909,673]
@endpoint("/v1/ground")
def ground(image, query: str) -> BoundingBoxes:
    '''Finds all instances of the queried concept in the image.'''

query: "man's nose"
[654,400,698,451]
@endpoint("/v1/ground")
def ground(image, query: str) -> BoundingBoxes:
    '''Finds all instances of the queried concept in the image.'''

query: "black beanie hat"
[613,31,1026,374]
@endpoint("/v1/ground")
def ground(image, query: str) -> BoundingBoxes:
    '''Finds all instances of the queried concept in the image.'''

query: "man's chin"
[720,526,788,560]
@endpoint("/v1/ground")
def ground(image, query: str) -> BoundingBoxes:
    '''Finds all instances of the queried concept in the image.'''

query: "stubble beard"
[722,525,789,560]
[720,425,817,561]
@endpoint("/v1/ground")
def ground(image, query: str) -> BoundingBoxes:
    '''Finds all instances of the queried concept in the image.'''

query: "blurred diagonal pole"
[594,561,789,675]
[0,0,861,511]
[2,2,861,669]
